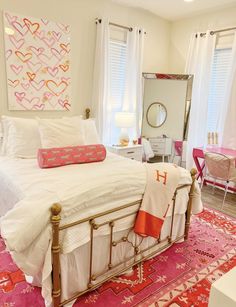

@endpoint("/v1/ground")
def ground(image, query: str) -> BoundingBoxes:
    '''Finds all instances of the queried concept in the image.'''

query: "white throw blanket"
[134,163,181,238]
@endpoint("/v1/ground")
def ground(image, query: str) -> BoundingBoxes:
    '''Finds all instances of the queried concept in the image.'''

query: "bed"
[0,112,202,307]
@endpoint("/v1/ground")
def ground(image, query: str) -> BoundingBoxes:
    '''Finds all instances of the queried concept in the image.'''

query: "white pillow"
[62,116,100,145]
[1,116,41,158]
[83,119,100,144]
[38,117,85,148]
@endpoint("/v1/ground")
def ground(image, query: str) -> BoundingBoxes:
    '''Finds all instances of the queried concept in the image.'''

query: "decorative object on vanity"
[207,131,219,145]
[38,144,106,168]
[115,112,135,146]
[142,73,193,141]
[3,11,71,111]
[146,102,167,128]
[107,144,142,162]
[149,137,172,162]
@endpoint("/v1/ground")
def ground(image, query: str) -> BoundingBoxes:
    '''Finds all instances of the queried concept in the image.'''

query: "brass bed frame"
[50,108,197,307]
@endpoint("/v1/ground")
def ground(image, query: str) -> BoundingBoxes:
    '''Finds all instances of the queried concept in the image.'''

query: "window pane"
[207,48,232,132]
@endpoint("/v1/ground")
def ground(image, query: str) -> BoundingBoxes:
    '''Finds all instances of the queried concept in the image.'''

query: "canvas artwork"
[3,11,71,111]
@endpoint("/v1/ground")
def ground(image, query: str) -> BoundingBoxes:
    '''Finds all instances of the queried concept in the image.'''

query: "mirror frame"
[142,73,194,140]
[146,102,167,128]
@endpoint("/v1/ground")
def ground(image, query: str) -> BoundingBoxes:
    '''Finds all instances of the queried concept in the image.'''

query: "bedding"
[0,153,202,306]
[38,117,85,148]
[38,144,106,168]
[1,116,41,158]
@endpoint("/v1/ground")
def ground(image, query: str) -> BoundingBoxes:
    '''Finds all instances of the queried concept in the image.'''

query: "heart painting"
[4,11,71,111]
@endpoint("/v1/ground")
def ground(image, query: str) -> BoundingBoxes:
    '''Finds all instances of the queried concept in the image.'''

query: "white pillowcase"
[82,119,100,144]
[62,116,100,145]
[38,117,85,148]
[1,116,41,158]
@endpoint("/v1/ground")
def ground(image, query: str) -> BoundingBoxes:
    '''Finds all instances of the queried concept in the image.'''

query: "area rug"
[0,207,235,307]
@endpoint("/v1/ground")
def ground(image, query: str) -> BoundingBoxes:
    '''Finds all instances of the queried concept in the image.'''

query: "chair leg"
[221,181,229,209]
[212,179,216,194]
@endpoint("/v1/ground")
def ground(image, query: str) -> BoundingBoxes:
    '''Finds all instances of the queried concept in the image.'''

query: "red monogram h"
[156,170,167,185]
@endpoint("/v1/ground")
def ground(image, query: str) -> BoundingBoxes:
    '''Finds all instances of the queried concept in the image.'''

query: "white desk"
[209,267,236,307]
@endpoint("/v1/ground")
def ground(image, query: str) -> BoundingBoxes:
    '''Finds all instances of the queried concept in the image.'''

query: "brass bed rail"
[51,168,197,307]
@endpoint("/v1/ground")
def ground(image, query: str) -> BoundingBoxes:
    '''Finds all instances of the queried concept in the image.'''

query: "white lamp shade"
[115,112,135,128]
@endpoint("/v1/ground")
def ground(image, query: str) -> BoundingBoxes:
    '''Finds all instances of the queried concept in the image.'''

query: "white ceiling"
[112,0,236,21]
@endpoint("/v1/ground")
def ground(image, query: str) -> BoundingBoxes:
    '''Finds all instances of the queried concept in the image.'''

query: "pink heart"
[9,35,25,49]
[5,12,17,24]
[47,66,59,77]
[61,77,71,83]
[12,21,29,36]
[35,30,45,40]
[57,23,70,34]
[10,64,23,75]
[32,104,45,110]
[44,92,53,100]
[58,99,71,111]
[30,80,45,91]
[27,61,42,73]
[29,46,44,56]
[51,48,66,60]
[41,18,49,25]
[5,49,13,60]
[21,82,30,90]
[52,31,62,41]
[17,97,40,110]
[42,36,56,48]
[38,53,58,67]
[15,92,26,101]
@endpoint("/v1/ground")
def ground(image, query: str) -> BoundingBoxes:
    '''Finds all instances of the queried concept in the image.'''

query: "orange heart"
[60,43,70,53]
[8,79,20,88]
[23,18,40,34]
[59,64,69,72]
[27,72,36,81]
[46,80,68,96]
[15,51,32,63]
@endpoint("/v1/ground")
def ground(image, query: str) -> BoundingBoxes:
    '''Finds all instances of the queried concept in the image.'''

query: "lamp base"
[119,131,129,146]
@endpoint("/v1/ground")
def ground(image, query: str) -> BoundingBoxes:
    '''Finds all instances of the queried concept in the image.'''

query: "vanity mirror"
[142,73,193,141]
[146,102,167,128]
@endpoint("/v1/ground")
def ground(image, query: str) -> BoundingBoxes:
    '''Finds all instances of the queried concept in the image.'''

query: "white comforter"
[0,153,200,278]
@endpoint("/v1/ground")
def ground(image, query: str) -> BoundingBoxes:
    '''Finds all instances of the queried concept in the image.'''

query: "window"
[108,39,128,144]
[207,47,232,132]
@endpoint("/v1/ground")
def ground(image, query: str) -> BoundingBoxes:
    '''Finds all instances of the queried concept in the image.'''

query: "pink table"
[193,146,236,192]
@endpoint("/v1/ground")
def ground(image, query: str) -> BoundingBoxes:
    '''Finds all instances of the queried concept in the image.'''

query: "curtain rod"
[95,18,146,34]
[198,26,236,37]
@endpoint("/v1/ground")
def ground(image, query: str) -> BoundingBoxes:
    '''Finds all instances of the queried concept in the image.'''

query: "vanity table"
[149,137,172,162]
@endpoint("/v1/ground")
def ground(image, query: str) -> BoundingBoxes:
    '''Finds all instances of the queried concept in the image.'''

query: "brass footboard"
[51,168,197,307]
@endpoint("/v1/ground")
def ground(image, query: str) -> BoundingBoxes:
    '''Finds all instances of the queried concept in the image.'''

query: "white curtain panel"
[221,33,236,149]
[123,27,145,139]
[185,31,216,169]
[92,19,110,144]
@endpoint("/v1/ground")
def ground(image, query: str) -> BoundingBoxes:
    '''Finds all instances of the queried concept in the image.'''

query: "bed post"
[85,108,90,119]
[184,168,197,240]
[51,203,62,307]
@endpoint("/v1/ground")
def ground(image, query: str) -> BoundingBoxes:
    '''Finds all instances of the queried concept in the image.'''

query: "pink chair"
[201,152,236,208]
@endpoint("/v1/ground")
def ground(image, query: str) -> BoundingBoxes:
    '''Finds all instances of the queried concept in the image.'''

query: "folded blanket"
[134,163,180,238]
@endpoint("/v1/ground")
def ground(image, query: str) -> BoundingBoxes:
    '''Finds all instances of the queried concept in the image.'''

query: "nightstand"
[107,144,143,162]
[149,137,172,162]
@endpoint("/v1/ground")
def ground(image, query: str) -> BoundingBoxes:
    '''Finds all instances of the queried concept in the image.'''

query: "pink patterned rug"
[1,207,236,307]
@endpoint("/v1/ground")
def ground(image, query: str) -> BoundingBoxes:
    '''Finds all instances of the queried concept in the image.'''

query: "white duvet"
[0,153,201,286]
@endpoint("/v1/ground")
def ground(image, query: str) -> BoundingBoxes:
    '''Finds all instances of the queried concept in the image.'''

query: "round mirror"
[146,102,167,128]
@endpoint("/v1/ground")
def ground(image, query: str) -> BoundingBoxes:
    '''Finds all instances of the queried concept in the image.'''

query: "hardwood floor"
[201,185,236,217]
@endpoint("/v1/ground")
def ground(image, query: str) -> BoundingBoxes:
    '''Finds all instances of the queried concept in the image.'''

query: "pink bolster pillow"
[38,144,106,168]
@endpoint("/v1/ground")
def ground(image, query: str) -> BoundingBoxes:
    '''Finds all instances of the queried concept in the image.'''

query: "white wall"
[169,6,236,73]
[0,0,171,118]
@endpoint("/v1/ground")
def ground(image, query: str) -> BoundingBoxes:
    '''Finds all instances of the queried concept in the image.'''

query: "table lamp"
[115,112,135,146]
